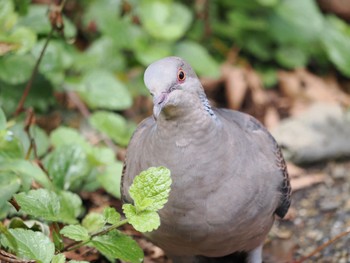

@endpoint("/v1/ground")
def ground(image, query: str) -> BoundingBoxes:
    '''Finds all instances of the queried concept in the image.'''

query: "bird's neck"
[155,94,218,139]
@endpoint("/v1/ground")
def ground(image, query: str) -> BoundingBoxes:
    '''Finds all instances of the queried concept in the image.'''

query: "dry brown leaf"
[264,106,280,130]
[246,68,267,107]
[223,65,248,110]
[286,162,305,178]
[291,173,325,192]
[277,69,350,117]
[278,70,304,101]
[0,42,17,55]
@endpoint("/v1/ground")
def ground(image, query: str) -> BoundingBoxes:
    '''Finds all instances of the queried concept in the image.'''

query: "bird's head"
[144,56,204,119]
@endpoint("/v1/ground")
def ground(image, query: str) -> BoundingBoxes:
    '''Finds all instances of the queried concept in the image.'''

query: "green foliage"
[1,228,55,263]
[0,102,172,262]
[89,111,135,147]
[90,230,143,263]
[1,0,349,261]
[60,225,90,242]
[123,167,172,232]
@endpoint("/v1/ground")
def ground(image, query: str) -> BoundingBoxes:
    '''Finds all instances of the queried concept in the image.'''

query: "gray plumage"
[121,57,291,263]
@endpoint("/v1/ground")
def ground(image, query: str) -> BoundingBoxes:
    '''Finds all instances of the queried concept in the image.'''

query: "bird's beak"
[153,92,169,118]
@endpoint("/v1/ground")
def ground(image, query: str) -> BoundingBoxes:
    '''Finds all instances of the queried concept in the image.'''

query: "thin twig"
[14,0,68,116]
[63,219,129,252]
[294,228,350,263]
[0,249,36,263]
[14,28,54,116]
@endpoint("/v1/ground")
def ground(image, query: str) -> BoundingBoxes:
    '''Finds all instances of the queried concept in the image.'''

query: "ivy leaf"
[129,167,172,212]
[82,212,105,233]
[0,229,55,263]
[60,225,90,242]
[14,189,60,221]
[123,204,160,232]
[91,230,143,263]
[103,207,121,225]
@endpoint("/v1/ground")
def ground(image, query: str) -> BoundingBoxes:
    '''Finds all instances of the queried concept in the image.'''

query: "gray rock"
[272,103,350,164]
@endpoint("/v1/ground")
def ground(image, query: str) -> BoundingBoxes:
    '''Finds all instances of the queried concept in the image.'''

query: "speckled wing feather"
[244,114,291,218]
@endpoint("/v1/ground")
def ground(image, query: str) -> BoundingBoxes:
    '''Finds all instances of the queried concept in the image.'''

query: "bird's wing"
[216,109,291,218]
[244,114,291,218]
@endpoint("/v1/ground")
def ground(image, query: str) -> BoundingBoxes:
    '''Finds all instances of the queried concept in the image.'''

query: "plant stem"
[64,219,129,252]
[294,228,350,263]
[14,28,54,117]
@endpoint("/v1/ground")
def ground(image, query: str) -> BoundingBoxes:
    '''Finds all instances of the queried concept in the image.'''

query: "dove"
[121,57,291,263]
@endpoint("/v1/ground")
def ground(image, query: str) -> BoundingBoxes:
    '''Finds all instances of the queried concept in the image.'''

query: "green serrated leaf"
[52,254,66,263]
[1,229,55,263]
[97,161,123,199]
[0,159,52,190]
[8,218,50,235]
[10,122,49,158]
[0,108,6,130]
[14,189,60,221]
[322,16,350,77]
[50,126,89,149]
[0,221,18,252]
[103,207,121,225]
[0,172,21,208]
[82,212,105,233]
[8,26,37,54]
[275,46,308,68]
[129,167,172,212]
[74,70,132,111]
[123,204,160,232]
[60,225,90,242]
[57,191,82,224]
[0,130,24,160]
[0,54,35,85]
[44,144,90,191]
[139,0,192,41]
[91,230,143,263]
[89,111,135,147]
[69,260,90,263]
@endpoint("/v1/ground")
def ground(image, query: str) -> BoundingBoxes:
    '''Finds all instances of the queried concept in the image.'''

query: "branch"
[62,219,129,252]
[14,28,54,116]
[14,0,68,116]
[294,228,350,263]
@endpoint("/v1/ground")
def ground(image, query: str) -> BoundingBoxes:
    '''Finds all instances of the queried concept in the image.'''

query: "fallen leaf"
[291,173,325,192]
[222,64,248,110]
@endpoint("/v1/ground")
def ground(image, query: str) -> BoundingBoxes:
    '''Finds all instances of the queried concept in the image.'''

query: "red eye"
[177,69,186,82]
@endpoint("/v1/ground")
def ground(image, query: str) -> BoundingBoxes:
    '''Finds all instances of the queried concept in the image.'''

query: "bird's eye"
[177,69,186,82]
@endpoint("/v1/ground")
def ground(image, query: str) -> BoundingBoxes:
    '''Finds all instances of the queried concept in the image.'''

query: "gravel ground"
[266,161,350,263]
